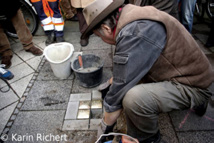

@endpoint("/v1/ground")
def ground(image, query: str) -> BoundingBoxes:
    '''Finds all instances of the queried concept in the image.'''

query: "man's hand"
[98,77,113,99]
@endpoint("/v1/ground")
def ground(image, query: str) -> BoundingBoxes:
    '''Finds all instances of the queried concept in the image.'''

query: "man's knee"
[122,85,152,114]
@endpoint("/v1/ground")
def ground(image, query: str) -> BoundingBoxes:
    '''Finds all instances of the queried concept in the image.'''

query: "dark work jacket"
[0,0,21,19]
[127,0,179,19]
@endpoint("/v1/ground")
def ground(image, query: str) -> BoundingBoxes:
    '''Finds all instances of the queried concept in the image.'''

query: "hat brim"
[82,0,124,38]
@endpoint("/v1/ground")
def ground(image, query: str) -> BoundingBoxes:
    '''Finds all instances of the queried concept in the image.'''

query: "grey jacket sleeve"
[104,20,166,112]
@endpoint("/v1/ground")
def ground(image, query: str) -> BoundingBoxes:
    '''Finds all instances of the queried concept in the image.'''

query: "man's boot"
[56,36,65,43]
[1,55,13,69]
[45,31,55,46]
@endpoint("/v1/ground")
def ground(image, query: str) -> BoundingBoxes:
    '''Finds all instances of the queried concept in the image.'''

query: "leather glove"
[97,118,116,143]
[98,80,111,99]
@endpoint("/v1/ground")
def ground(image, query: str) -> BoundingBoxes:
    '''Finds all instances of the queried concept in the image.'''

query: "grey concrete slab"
[64,102,79,120]
[10,42,23,53]
[26,56,43,71]
[89,119,102,130]
[158,113,179,143]
[0,88,19,110]
[32,36,46,45]
[0,102,18,134]
[21,80,73,110]
[37,61,74,80]
[16,49,37,61]
[62,120,89,130]
[59,130,97,143]
[10,73,34,98]
[169,103,214,131]
[64,32,81,44]
[64,21,79,32]
[8,62,34,84]
[6,110,66,143]
[83,48,113,68]
[92,90,102,100]
[69,93,91,102]
[10,54,23,68]
[177,131,214,143]
[71,68,112,93]
[82,34,111,50]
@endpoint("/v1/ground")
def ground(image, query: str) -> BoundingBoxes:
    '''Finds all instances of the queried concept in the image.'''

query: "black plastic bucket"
[71,54,103,88]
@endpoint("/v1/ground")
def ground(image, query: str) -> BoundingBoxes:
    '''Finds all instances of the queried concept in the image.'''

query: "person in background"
[178,0,197,33]
[30,0,65,46]
[205,19,214,48]
[82,0,214,142]
[70,0,95,46]
[0,0,43,69]
[126,0,179,19]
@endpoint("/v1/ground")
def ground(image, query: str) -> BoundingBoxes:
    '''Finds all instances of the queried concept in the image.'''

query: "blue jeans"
[178,0,197,33]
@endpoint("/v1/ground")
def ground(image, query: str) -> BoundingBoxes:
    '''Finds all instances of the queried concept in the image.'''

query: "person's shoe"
[45,33,55,46]
[80,36,89,47]
[1,55,12,69]
[26,46,43,56]
[141,131,161,143]
[56,36,65,43]
[193,101,209,116]
[0,65,14,80]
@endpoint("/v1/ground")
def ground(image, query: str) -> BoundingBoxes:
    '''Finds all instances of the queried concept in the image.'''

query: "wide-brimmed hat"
[82,0,125,37]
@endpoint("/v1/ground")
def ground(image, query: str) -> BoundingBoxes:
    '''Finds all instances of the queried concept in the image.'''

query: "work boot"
[56,36,65,43]
[1,55,13,69]
[45,32,55,46]
[193,101,209,116]
[26,46,43,56]
[80,36,89,47]
[140,130,161,143]
[0,65,14,80]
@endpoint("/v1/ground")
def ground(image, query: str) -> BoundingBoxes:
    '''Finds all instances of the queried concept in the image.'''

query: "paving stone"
[69,93,91,102]
[10,73,34,98]
[72,68,112,93]
[0,102,17,134]
[6,110,66,142]
[26,56,43,71]
[21,80,73,110]
[83,48,113,68]
[91,109,103,119]
[64,32,81,44]
[89,119,102,130]
[169,103,214,131]
[16,49,36,61]
[6,121,13,127]
[64,102,79,120]
[64,21,79,32]
[82,34,111,50]
[32,36,46,45]
[10,42,23,53]
[158,113,179,143]
[37,61,74,80]
[177,131,214,143]
[10,115,16,121]
[10,54,23,68]
[77,109,90,119]
[79,101,91,109]
[92,90,102,100]
[8,62,34,84]
[195,33,208,44]
[0,88,19,110]
[62,120,89,130]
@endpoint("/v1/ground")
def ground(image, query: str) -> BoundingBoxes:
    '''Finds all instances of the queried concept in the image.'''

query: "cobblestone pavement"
[0,18,214,143]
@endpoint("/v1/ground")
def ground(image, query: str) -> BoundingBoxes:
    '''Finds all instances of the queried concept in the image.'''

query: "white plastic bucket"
[44,42,74,79]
